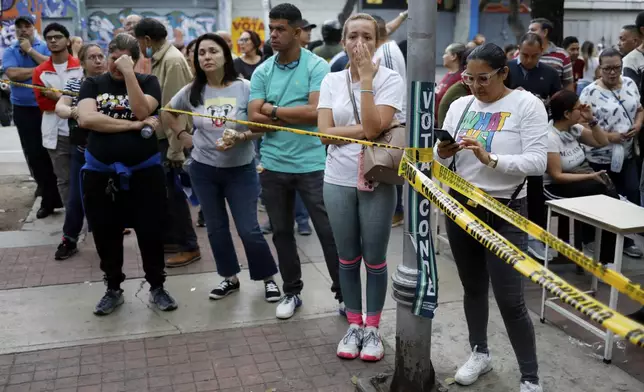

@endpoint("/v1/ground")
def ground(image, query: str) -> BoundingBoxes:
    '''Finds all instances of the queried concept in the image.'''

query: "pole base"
[355,372,448,392]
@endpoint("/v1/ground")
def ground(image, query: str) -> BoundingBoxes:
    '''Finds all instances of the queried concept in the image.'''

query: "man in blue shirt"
[3,16,61,219]
[249,3,342,320]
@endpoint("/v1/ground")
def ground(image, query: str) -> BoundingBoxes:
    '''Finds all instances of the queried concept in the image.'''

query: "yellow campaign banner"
[231,17,266,56]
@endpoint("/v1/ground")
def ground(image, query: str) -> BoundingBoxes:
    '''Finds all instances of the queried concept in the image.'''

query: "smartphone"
[433,128,456,144]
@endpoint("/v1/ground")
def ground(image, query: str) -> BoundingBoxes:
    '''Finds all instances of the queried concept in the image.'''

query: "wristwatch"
[271,105,279,121]
[487,153,499,169]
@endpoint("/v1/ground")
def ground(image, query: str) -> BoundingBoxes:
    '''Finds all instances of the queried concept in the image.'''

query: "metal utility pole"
[390,0,438,390]
[356,1,439,391]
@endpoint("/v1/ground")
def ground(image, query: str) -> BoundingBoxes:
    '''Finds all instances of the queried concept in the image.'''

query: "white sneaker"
[360,327,384,362]
[275,294,302,319]
[528,238,555,262]
[454,347,492,386]
[520,381,543,392]
[337,324,363,359]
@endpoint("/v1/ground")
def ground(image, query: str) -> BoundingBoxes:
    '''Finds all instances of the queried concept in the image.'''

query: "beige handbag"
[346,72,405,185]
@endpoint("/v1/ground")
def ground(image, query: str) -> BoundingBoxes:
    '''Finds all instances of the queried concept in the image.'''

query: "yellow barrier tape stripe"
[398,156,644,348]
[161,108,433,159]
[430,161,644,306]
[0,79,433,159]
[1,79,75,96]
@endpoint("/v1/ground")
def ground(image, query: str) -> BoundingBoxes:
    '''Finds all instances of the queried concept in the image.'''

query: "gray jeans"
[445,190,539,384]
[47,135,71,207]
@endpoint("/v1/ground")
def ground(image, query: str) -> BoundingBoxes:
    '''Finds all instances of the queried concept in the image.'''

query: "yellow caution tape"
[8,77,644,348]
[399,156,644,348]
[429,161,644,306]
[1,79,74,95]
[162,108,434,161]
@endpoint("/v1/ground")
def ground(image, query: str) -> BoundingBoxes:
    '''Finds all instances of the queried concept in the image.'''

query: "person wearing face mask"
[134,18,201,268]
[53,43,106,260]
[436,43,548,392]
[77,33,176,316]
[162,33,281,304]
[318,13,404,362]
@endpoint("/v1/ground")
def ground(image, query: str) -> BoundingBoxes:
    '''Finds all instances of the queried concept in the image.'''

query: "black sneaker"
[197,209,206,227]
[264,280,282,303]
[209,279,240,300]
[94,289,124,316]
[297,222,312,236]
[149,287,178,311]
[54,238,78,260]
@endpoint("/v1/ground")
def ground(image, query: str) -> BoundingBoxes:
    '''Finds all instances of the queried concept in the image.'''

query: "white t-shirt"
[544,123,585,185]
[374,41,407,123]
[436,89,549,199]
[579,77,641,164]
[53,61,68,75]
[318,67,404,187]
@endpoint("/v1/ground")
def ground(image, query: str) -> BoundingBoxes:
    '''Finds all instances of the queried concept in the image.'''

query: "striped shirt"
[63,77,85,152]
[540,43,573,87]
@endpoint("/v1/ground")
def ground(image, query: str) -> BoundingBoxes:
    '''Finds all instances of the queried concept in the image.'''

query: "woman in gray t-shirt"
[163,33,281,303]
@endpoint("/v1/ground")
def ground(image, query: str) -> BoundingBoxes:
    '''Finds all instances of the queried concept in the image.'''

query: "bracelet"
[177,130,188,140]
[360,89,374,94]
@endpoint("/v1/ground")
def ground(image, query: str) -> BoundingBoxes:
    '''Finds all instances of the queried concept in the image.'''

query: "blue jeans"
[323,182,396,327]
[62,146,85,242]
[189,161,278,280]
[576,80,591,96]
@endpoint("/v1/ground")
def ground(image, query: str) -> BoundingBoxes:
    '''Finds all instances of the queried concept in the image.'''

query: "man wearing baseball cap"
[298,19,317,49]
[3,15,63,219]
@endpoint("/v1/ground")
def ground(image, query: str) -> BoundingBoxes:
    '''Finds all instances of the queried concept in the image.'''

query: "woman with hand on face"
[53,43,106,261]
[77,33,177,316]
[543,89,635,264]
[163,33,281,303]
[234,30,264,80]
[436,43,548,392]
[318,13,404,362]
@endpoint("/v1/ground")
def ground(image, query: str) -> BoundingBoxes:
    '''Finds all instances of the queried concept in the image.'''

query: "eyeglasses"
[45,34,65,42]
[461,68,502,86]
[237,38,250,44]
[274,58,300,70]
[601,65,622,74]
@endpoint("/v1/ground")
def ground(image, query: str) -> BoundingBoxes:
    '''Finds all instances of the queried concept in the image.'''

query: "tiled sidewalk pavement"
[0,211,311,291]
[0,317,392,392]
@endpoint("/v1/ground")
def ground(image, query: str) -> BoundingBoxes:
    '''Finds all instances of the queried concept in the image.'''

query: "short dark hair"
[108,33,141,62]
[636,11,644,30]
[504,44,518,54]
[622,24,639,35]
[531,18,554,37]
[133,18,168,41]
[269,3,302,26]
[549,90,579,122]
[562,36,579,49]
[599,47,622,65]
[520,33,543,48]
[43,23,70,39]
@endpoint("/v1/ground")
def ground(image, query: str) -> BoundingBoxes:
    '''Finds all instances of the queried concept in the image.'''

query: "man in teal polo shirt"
[3,15,62,218]
[249,2,342,320]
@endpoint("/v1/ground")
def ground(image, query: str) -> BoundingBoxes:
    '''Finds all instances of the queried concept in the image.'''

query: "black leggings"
[83,166,167,290]
[544,179,631,263]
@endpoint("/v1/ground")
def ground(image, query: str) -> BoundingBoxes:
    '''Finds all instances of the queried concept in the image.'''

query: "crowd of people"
[4,3,644,392]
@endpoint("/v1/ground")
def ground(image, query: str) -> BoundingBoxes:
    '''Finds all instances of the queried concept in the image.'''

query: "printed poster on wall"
[231,17,266,56]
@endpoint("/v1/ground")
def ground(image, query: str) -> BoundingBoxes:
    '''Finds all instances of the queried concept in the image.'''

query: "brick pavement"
[0,317,391,392]
[0,211,312,291]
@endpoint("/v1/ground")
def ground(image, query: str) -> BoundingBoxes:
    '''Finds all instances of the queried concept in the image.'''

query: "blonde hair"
[342,13,380,43]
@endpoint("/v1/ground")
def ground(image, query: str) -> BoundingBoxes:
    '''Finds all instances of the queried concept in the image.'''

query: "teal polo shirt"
[249,48,329,174]
[2,39,50,106]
